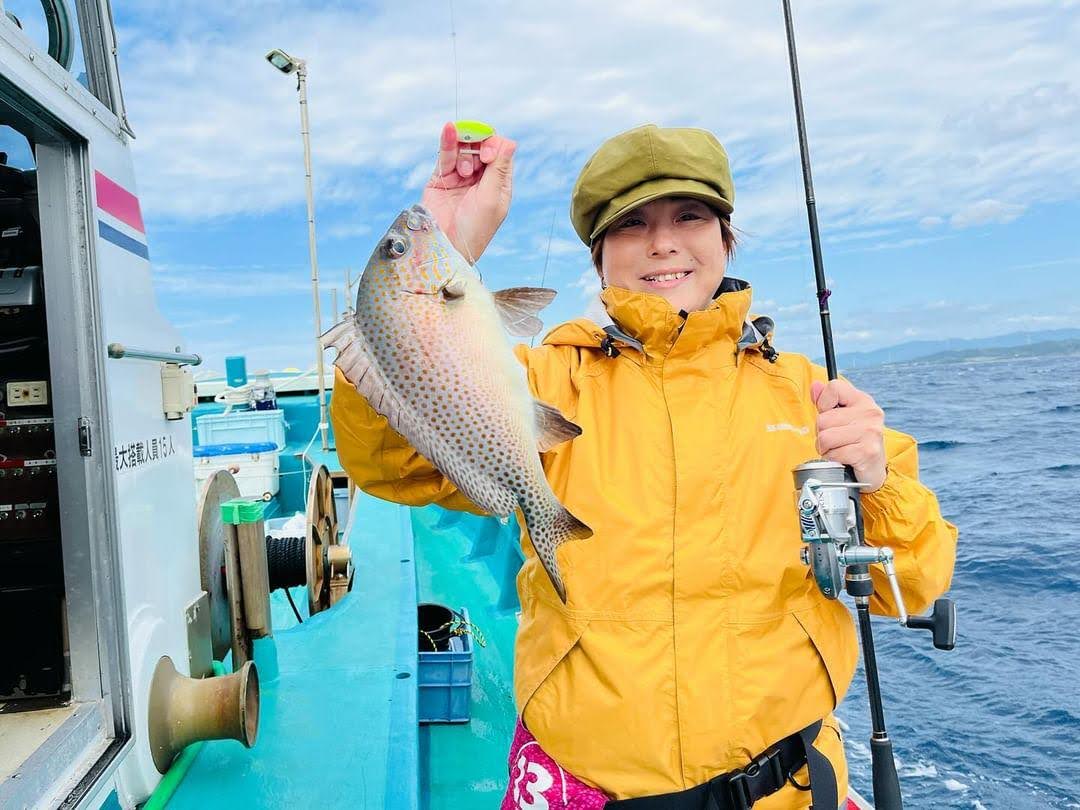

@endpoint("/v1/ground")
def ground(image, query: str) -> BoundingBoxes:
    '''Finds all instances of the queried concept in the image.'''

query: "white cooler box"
[194,442,280,502]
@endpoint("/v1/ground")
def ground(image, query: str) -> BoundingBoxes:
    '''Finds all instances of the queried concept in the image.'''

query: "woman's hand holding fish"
[421,122,517,264]
[811,379,888,493]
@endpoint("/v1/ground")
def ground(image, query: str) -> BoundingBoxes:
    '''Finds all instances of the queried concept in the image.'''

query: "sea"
[839,349,1080,808]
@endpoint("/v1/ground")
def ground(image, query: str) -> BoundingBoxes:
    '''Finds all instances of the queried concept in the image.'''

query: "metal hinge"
[78,417,92,457]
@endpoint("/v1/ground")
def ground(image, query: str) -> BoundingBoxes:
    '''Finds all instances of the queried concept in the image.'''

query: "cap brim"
[590,177,734,242]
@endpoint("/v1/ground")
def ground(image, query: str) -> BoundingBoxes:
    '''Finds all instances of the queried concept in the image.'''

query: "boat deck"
[163,481,873,808]
[167,495,420,809]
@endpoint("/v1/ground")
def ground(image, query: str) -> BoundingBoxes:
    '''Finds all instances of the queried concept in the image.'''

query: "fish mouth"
[402,204,435,232]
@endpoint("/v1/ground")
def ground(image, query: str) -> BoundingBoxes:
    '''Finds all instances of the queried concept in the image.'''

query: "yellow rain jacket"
[330,279,958,806]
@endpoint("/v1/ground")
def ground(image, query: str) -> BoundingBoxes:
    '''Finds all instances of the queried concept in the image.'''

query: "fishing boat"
[0,1,874,807]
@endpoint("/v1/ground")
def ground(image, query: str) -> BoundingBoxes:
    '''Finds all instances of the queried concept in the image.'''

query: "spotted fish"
[321,204,591,602]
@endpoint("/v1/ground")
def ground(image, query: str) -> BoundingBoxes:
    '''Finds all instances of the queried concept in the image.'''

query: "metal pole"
[296,61,330,452]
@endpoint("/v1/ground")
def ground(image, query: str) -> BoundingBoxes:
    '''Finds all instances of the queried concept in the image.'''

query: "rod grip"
[870,736,904,810]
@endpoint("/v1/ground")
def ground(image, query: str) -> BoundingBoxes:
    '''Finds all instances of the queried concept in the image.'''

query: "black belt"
[605,720,837,810]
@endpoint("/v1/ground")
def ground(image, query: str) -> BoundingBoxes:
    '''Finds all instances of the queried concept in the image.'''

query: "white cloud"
[1010,256,1080,271]
[173,315,239,330]
[569,267,602,299]
[152,265,312,297]
[777,302,809,314]
[325,222,372,240]
[533,236,581,257]
[120,0,1080,246]
[949,199,1026,229]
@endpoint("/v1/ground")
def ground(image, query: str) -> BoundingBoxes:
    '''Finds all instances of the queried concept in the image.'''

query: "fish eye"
[384,235,409,257]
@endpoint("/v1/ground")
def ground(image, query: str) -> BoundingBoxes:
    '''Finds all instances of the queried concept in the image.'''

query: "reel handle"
[905,598,957,651]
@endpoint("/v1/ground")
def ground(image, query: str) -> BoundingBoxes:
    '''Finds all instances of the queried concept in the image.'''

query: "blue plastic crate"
[418,604,473,724]
[196,410,286,449]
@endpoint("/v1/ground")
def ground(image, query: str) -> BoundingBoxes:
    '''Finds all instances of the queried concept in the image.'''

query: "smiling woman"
[330,117,959,810]
[592,196,738,314]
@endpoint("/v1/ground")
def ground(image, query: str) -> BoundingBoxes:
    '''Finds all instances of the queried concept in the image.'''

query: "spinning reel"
[793,460,956,650]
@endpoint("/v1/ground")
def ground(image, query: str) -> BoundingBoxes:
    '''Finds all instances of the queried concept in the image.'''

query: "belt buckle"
[718,746,784,810]
[745,746,785,788]
[721,771,753,810]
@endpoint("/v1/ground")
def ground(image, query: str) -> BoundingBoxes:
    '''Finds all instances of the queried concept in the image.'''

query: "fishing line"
[448,0,459,122]
[530,206,558,348]
[432,0,481,277]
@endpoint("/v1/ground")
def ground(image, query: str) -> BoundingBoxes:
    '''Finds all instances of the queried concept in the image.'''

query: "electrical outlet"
[6,381,48,406]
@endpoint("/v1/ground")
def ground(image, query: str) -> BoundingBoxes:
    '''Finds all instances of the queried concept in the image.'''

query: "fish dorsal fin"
[493,287,557,337]
[321,319,424,459]
[534,398,582,452]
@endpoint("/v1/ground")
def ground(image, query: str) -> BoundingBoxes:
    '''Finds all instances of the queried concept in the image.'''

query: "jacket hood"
[541,276,776,361]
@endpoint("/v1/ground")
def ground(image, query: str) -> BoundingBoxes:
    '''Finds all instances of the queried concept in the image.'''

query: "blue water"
[840,351,1080,808]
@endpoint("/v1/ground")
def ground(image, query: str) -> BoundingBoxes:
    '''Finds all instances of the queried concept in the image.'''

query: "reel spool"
[147,655,259,774]
[197,470,243,661]
[260,464,351,615]
[304,464,350,613]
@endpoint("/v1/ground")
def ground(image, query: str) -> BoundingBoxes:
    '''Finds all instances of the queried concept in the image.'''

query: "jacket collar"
[581,276,770,360]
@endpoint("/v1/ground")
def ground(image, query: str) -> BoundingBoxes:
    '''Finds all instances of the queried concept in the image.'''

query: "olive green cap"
[570,124,735,245]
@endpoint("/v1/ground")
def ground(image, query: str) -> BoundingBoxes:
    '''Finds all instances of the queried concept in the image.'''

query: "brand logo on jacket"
[766,423,810,436]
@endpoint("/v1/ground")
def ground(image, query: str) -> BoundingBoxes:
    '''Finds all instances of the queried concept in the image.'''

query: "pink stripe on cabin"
[94,171,145,234]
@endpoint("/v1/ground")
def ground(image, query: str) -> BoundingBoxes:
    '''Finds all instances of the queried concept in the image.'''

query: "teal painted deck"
[412,506,523,809]
[166,470,526,809]
[167,494,422,809]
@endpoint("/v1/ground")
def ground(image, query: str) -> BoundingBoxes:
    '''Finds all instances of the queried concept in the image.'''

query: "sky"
[9,0,1080,373]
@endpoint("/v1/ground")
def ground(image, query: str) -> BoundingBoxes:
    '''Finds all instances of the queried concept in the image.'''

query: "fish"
[321,204,591,602]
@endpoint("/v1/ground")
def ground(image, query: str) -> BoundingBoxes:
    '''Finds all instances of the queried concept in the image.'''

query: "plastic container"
[418,604,473,724]
[193,442,280,502]
[249,371,278,411]
[196,410,286,449]
[225,355,248,388]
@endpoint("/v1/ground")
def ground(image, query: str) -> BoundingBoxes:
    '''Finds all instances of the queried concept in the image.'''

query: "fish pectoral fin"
[320,319,353,350]
[443,276,468,300]
[533,398,582,452]
[493,287,558,337]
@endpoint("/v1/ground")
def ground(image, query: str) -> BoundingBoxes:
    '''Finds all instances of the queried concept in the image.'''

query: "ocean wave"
[1046,463,1080,474]
[1049,404,1080,413]
[918,439,968,451]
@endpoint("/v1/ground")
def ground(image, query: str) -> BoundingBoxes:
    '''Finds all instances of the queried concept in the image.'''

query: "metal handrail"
[107,343,201,366]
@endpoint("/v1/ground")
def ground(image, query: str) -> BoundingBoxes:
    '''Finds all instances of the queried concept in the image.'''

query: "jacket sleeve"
[860,427,958,617]
[329,366,487,514]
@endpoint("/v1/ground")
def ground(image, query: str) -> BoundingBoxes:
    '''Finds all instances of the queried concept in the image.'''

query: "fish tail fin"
[552,506,592,545]
[521,501,592,604]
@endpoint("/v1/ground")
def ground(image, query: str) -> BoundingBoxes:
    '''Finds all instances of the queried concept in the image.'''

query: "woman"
[331,122,958,809]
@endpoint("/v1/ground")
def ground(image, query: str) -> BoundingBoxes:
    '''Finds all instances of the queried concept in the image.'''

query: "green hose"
[141,661,227,810]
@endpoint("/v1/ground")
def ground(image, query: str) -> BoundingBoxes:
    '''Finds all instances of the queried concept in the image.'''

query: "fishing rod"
[780,3,957,809]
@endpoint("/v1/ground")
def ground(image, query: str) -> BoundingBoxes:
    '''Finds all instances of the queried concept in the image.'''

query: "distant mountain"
[824,329,1080,370]
[905,337,1080,365]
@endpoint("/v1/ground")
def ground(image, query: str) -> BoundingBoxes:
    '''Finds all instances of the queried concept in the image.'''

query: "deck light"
[265,48,299,74]
[266,47,330,452]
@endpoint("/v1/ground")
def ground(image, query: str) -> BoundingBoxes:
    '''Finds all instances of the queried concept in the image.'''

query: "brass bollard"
[147,655,260,773]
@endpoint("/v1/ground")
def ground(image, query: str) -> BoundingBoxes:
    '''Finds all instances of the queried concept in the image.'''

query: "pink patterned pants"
[501,717,611,809]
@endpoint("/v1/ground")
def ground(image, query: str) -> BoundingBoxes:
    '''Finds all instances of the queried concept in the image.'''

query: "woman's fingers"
[436,121,459,178]
[816,424,867,456]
